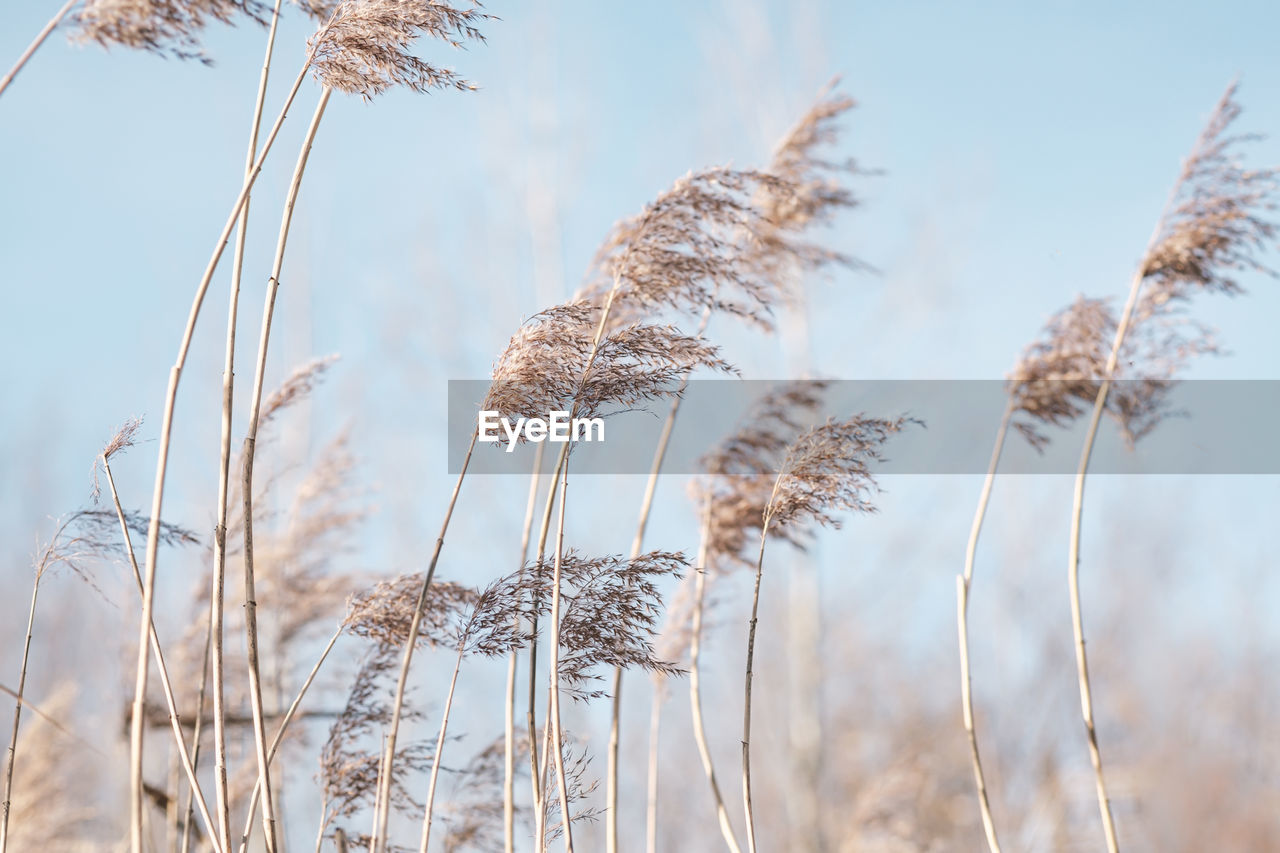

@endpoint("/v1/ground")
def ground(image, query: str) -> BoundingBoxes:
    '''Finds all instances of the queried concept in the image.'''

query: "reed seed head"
[73,0,268,61]
[308,0,490,99]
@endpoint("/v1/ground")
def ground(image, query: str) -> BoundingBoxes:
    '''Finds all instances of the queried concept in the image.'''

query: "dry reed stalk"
[0,549,52,853]
[209,6,284,851]
[179,614,212,853]
[0,0,80,100]
[524,548,683,849]
[504,442,545,853]
[606,86,864,840]
[687,499,743,853]
[371,428,478,853]
[4,501,196,853]
[528,451,565,850]
[955,292,1124,852]
[956,403,1012,853]
[483,298,724,851]
[97,443,222,851]
[417,576,536,853]
[670,381,831,853]
[609,304,710,851]
[128,42,327,853]
[1064,80,1278,853]
[546,460,575,853]
[239,85,332,853]
[235,624,342,853]
[741,415,910,852]
[643,675,665,853]
[131,5,488,839]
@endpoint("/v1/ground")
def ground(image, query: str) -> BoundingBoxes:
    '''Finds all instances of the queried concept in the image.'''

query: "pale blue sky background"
[1,0,1278,847]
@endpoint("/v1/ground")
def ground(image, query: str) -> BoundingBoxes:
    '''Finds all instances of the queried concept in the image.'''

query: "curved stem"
[643,679,663,853]
[180,607,214,853]
[102,458,221,851]
[609,304,710,850]
[957,402,1013,853]
[238,626,342,853]
[373,428,480,853]
[212,5,284,847]
[506,443,544,853]
[741,525,769,853]
[0,0,78,100]
[1062,85,1226,853]
[240,86,332,853]
[128,52,316,853]
[0,567,44,853]
[419,645,466,853]
[689,502,743,853]
[529,446,568,848]
[547,458,574,853]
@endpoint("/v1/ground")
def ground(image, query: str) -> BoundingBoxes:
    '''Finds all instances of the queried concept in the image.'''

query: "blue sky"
[4,0,1277,565]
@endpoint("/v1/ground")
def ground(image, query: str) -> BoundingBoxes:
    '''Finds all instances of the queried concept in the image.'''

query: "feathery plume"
[319,646,433,838]
[483,300,732,435]
[524,550,686,701]
[73,0,268,61]
[751,82,868,293]
[692,381,830,569]
[308,0,490,99]
[1139,82,1279,308]
[344,574,475,650]
[542,736,601,844]
[440,736,526,853]
[765,415,911,531]
[582,168,806,329]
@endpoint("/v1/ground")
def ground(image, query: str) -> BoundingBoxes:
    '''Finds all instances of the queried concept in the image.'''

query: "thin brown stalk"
[418,645,466,853]
[0,563,43,853]
[129,49,323,853]
[506,442,545,853]
[740,415,907,852]
[179,615,213,853]
[546,458,574,853]
[101,457,221,851]
[688,501,743,853]
[609,304,711,850]
[956,402,1013,853]
[237,625,342,853]
[529,449,566,851]
[644,679,662,853]
[372,428,479,853]
[741,507,776,853]
[212,5,284,849]
[1063,85,1250,853]
[0,0,79,99]
[240,85,333,853]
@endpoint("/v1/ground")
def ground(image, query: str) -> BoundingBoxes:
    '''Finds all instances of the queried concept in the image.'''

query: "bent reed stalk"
[372,427,480,853]
[240,85,332,853]
[1064,97,1216,853]
[613,304,711,853]
[100,456,221,851]
[0,0,79,100]
[212,5,284,850]
[505,442,545,853]
[128,42,328,853]
[689,499,744,853]
[237,625,343,853]
[956,401,1013,853]
[0,545,54,853]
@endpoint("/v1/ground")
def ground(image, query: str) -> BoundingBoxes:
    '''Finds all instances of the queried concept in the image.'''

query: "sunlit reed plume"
[308,0,490,98]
